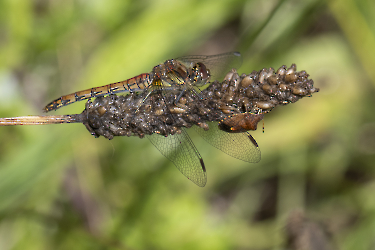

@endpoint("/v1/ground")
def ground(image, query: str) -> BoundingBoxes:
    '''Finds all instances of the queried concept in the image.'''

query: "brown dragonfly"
[44,52,241,112]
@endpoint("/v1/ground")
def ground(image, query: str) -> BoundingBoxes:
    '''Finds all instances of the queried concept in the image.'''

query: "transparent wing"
[176,52,242,82]
[194,122,261,163]
[147,128,207,187]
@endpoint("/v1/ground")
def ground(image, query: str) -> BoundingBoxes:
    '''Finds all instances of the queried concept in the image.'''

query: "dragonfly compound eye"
[192,62,210,86]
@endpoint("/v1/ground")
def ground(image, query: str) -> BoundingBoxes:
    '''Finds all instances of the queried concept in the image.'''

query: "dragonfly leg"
[174,86,188,106]
[134,89,153,113]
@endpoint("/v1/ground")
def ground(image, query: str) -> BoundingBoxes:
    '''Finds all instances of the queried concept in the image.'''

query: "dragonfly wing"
[147,129,207,187]
[176,52,242,82]
[194,122,261,163]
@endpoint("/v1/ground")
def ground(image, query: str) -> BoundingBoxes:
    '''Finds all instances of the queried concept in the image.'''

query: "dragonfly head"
[191,62,211,87]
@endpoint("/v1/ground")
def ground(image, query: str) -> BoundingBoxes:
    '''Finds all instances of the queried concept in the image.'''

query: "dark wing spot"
[247,134,259,148]
[200,158,206,172]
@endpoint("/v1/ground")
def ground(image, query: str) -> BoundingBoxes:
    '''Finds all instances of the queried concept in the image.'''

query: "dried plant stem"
[0,114,82,126]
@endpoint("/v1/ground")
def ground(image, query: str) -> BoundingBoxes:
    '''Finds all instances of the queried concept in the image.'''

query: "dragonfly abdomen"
[108,73,151,94]
[44,73,152,112]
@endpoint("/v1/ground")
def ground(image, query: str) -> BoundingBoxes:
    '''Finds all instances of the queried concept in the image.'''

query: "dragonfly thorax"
[151,59,211,88]
[152,60,190,87]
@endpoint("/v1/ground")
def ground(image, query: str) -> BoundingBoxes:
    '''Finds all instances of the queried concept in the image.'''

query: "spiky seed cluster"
[81,64,319,139]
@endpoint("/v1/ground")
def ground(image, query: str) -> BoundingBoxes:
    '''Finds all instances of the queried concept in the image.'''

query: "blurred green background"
[1,0,375,249]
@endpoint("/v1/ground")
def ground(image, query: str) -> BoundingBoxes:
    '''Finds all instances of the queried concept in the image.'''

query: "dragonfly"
[44,52,242,112]
[2,52,265,187]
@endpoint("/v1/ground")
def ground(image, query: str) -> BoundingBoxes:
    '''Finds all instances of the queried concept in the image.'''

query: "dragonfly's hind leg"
[174,86,188,107]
